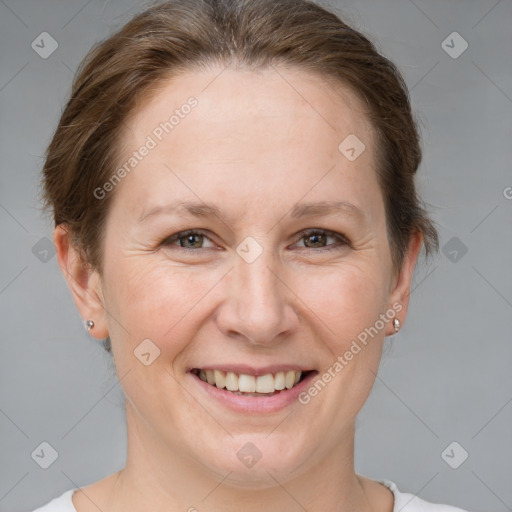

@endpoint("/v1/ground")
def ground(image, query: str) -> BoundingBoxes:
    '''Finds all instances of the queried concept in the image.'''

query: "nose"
[215,245,299,347]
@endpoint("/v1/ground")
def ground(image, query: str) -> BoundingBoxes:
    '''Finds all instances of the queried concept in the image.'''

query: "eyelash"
[161,228,350,253]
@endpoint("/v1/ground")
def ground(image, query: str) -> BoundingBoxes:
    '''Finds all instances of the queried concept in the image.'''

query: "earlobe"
[53,224,109,339]
[386,231,424,336]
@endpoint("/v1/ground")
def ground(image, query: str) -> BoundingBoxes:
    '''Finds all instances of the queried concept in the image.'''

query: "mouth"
[189,368,315,397]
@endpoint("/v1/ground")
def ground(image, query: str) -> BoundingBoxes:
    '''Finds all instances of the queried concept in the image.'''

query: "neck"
[107,401,378,512]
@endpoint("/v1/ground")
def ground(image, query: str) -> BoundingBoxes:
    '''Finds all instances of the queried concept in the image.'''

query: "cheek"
[108,255,388,334]
[286,264,388,439]
[294,261,388,402]
[105,259,218,355]
[293,260,388,345]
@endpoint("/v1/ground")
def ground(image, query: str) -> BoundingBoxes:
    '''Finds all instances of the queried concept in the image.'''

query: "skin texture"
[54,64,422,512]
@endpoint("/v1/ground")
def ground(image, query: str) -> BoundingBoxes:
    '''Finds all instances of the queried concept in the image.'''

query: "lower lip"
[189,371,318,414]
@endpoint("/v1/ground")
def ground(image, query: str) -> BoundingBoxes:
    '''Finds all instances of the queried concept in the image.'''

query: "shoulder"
[379,479,471,512]
[30,488,77,512]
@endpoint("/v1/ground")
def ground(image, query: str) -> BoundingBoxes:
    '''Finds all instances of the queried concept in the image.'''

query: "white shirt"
[31,479,470,511]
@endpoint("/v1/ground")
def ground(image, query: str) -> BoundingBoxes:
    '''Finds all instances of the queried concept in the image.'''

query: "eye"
[294,228,350,251]
[160,228,350,253]
[161,230,216,250]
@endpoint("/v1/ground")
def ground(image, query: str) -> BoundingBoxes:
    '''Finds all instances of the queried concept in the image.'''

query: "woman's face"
[71,65,420,485]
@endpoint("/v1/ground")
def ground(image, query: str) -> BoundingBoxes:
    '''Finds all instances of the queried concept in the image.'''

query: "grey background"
[1,0,511,511]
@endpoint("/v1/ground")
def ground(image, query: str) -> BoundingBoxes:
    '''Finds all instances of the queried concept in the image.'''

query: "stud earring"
[393,318,400,333]
[85,319,95,331]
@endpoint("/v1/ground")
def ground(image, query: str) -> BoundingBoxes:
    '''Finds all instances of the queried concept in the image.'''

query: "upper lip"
[188,364,315,377]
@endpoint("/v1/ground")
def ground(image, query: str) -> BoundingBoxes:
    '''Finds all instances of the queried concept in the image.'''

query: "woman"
[34,0,470,510]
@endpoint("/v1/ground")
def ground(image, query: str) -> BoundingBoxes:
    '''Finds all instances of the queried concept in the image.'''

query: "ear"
[386,230,423,336]
[53,224,109,340]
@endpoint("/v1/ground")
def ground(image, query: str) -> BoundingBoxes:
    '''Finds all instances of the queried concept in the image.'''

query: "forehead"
[125,65,374,148]
[111,65,380,223]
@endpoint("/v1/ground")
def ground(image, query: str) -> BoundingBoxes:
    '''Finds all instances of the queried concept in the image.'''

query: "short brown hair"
[40,0,439,352]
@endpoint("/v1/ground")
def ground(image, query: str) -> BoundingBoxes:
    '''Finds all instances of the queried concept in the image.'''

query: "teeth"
[274,371,285,390]
[195,369,304,394]
[214,369,225,389]
[285,371,295,389]
[238,374,256,392]
[225,372,238,391]
[256,373,275,393]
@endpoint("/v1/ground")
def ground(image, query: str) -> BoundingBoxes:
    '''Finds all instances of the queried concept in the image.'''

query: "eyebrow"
[138,201,221,223]
[138,199,365,223]
[290,200,364,220]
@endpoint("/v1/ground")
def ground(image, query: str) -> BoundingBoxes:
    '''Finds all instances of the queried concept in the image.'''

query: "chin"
[193,434,310,488]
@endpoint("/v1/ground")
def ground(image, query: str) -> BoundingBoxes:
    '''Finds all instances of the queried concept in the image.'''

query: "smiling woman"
[34,0,471,511]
